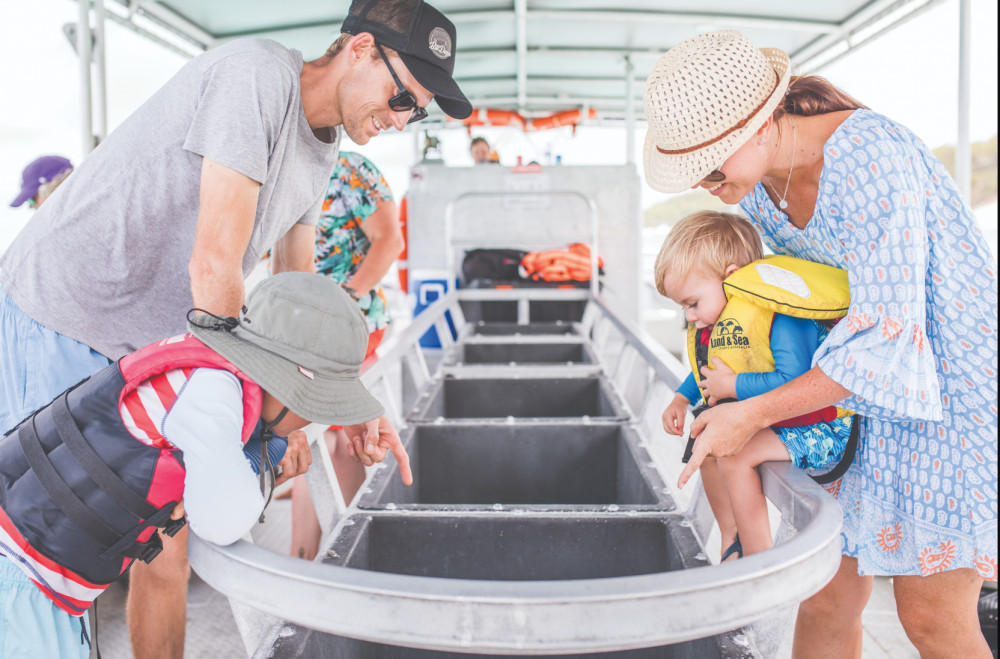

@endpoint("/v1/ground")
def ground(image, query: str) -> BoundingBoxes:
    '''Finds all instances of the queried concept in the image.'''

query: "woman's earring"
[759,137,766,144]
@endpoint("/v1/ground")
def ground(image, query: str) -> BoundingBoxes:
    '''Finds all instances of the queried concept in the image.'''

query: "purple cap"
[11,155,73,207]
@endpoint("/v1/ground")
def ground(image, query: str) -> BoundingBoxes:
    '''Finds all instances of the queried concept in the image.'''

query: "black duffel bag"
[461,249,527,285]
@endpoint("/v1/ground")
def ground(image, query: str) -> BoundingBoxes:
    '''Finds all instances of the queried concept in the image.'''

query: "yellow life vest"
[686,254,853,426]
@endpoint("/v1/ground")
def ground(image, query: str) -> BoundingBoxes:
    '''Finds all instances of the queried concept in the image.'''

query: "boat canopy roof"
[101,0,938,122]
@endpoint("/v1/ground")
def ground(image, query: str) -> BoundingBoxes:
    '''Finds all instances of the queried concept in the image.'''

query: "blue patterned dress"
[739,109,998,579]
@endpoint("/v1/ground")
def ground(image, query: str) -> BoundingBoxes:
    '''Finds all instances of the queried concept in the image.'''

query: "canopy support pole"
[78,0,94,154]
[76,0,107,154]
[515,0,527,114]
[94,0,108,145]
[955,0,971,202]
[624,56,635,166]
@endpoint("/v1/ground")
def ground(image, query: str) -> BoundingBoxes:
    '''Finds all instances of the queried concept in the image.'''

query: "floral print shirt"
[315,152,394,332]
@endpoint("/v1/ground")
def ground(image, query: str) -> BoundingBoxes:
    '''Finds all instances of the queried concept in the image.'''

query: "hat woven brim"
[644,47,790,194]
[189,323,385,427]
[399,52,472,119]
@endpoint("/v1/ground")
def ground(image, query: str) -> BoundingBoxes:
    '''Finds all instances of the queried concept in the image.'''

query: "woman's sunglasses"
[375,42,428,124]
[701,169,726,183]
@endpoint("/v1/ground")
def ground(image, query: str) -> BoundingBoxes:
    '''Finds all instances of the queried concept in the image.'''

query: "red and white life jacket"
[0,333,261,615]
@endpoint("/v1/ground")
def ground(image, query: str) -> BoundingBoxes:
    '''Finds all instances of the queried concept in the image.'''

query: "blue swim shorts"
[774,415,854,470]
[0,286,111,434]
[0,555,91,659]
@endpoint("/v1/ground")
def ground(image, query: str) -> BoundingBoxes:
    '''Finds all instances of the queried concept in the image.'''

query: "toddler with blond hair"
[655,211,852,561]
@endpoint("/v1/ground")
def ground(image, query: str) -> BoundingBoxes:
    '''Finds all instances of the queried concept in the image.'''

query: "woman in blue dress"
[643,30,996,657]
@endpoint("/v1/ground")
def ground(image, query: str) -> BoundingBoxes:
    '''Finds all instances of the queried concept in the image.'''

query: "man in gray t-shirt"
[0,1,470,657]
[3,39,341,360]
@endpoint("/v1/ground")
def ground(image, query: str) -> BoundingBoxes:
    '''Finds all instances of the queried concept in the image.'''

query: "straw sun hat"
[189,272,384,426]
[643,30,790,193]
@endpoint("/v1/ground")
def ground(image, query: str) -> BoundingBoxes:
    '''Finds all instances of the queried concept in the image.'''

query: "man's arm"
[188,157,261,316]
[271,223,317,274]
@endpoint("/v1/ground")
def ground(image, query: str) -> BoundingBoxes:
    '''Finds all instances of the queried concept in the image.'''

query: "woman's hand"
[698,357,737,405]
[661,393,690,436]
[677,400,764,488]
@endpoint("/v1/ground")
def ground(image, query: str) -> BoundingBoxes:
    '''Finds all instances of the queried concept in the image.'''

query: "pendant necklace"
[765,117,796,210]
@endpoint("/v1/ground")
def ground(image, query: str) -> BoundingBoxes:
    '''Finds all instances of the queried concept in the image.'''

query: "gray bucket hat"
[188,272,384,426]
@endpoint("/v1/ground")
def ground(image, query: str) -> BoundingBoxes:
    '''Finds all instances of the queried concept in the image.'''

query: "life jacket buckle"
[134,533,164,563]
[163,516,186,537]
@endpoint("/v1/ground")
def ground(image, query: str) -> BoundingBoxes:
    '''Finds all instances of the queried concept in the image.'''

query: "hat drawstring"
[257,406,289,523]
[186,308,239,331]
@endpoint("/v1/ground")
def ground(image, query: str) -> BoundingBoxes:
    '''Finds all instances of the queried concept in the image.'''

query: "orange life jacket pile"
[520,243,604,282]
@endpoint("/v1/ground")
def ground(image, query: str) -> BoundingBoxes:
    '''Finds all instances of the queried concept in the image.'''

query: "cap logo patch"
[298,366,315,380]
[428,27,451,60]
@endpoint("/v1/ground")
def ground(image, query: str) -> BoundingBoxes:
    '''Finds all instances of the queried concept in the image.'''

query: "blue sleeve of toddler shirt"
[677,372,701,405]
[734,314,820,400]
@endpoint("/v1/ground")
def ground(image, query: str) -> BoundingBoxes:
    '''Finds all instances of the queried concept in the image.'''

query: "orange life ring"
[397,195,409,293]
[462,108,527,131]
[528,107,597,132]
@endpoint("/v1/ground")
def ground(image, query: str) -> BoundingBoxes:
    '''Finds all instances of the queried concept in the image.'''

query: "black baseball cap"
[341,0,472,120]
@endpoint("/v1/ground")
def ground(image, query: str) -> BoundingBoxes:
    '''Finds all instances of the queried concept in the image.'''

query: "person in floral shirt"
[315,151,401,338]
[289,151,404,560]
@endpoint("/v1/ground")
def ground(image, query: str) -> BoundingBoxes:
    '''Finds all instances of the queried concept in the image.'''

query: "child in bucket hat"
[0,272,410,658]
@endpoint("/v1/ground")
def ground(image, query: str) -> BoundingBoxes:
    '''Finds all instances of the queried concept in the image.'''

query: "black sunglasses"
[375,42,428,124]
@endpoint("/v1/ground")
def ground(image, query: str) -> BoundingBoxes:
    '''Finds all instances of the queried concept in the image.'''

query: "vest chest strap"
[17,390,184,564]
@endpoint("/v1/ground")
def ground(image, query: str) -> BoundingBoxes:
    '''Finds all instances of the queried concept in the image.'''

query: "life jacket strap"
[810,415,861,485]
[106,502,183,564]
[51,394,159,520]
[18,415,124,550]
[17,390,184,564]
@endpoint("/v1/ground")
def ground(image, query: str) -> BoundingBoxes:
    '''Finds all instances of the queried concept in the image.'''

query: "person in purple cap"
[0,1,470,656]
[10,155,73,209]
